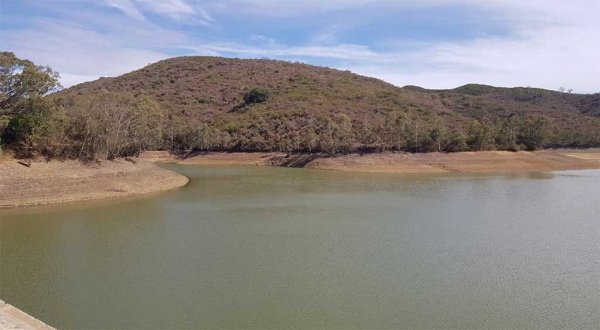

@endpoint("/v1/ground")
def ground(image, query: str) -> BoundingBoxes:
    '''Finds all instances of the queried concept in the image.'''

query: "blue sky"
[1,0,599,92]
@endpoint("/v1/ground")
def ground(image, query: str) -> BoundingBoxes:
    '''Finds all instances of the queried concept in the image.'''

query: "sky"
[1,0,599,93]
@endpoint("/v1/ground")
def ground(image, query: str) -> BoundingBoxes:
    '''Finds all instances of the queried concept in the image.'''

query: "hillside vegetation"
[2,53,599,159]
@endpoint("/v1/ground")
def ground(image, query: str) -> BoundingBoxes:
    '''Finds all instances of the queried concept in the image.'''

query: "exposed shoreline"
[304,150,600,174]
[1,149,598,209]
[0,158,188,209]
[145,149,600,174]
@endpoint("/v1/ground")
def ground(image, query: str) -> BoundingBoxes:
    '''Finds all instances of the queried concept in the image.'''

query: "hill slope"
[56,56,600,153]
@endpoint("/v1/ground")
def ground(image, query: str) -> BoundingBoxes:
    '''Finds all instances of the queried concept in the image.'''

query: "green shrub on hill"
[243,88,272,105]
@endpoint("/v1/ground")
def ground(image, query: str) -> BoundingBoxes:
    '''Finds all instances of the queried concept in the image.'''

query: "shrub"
[243,88,272,105]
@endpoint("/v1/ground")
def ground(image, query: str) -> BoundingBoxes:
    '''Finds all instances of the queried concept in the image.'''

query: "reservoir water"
[1,165,599,329]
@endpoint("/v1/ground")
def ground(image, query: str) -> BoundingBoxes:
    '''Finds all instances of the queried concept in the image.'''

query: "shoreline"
[146,149,600,175]
[2,149,598,209]
[304,150,600,174]
[0,158,188,209]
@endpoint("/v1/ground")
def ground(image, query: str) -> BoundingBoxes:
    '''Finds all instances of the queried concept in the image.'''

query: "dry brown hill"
[56,56,600,153]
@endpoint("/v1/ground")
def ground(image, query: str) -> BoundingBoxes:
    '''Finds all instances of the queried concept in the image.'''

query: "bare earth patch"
[176,150,600,174]
[555,148,600,160]
[0,159,188,209]
[177,152,286,166]
[137,150,179,163]
[305,150,600,174]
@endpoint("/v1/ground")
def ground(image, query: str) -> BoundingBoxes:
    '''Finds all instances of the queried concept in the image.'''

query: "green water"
[1,165,599,329]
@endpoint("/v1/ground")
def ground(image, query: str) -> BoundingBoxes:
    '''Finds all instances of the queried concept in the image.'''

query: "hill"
[54,56,600,155]
[415,83,600,117]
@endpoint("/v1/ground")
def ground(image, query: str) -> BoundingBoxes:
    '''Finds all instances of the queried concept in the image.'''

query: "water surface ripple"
[1,166,599,329]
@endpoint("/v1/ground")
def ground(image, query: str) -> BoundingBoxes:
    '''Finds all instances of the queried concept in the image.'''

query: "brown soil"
[177,150,600,174]
[177,152,287,166]
[306,150,600,174]
[554,148,600,160]
[137,150,179,163]
[0,158,188,208]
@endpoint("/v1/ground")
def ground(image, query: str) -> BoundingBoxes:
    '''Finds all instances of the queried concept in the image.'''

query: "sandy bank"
[0,159,188,208]
[174,150,600,174]
[0,300,54,329]
[305,150,600,174]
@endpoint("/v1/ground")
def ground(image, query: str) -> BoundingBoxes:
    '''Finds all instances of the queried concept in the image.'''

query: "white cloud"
[249,34,276,45]
[104,0,146,21]
[186,22,599,92]
[2,21,169,87]
[204,0,596,20]
[102,0,213,23]
[135,0,196,19]
[197,43,384,62]
[378,1,600,92]
[203,0,381,16]
[194,0,600,92]
[4,0,598,92]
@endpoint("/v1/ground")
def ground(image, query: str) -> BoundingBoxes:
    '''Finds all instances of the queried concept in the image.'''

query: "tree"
[66,91,165,159]
[383,113,409,151]
[0,52,61,114]
[3,97,68,158]
[496,115,520,151]
[1,53,63,157]
[303,127,319,152]
[315,116,336,153]
[446,131,469,152]
[333,114,353,152]
[190,124,232,151]
[519,116,548,150]
[429,120,447,152]
[466,120,494,151]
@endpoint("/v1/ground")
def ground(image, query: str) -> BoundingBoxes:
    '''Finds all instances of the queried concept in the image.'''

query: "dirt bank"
[174,150,600,174]
[5,150,593,207]
[0,158,188,208]
[176,152,287,166]
[305,150,600,174]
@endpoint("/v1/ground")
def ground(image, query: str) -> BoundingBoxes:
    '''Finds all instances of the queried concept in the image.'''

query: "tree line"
[1,52,162,159]
[1,52,598,160]
[167,111,562,155]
